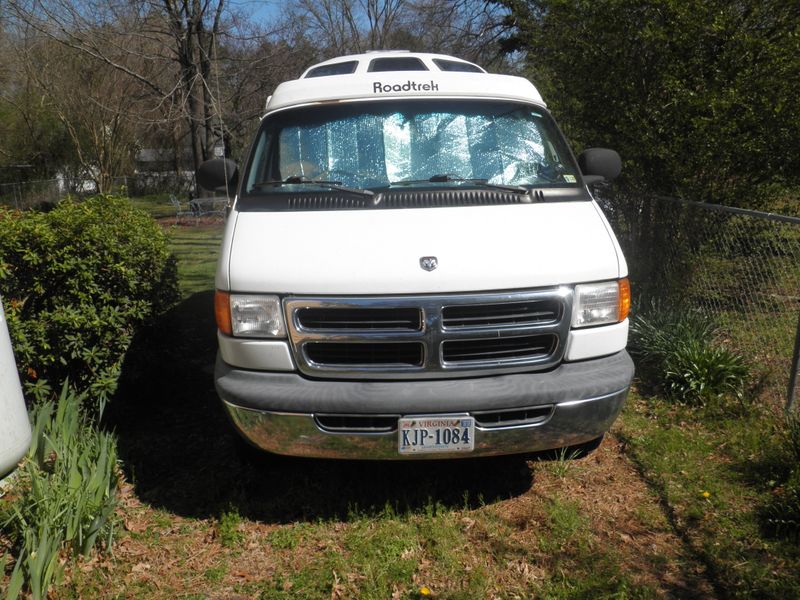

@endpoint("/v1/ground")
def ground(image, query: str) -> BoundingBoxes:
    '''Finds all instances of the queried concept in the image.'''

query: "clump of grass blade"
[3,383,119,600]
[629,302,748,405]
[544,446,582,478]
[663,339,749,406]
[217,507,244,549]
[761,413,800,541]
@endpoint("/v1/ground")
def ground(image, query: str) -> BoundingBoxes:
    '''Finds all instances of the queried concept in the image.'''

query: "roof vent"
[305,61,358,78]
[432,58,484,73]
[368,57,428,72]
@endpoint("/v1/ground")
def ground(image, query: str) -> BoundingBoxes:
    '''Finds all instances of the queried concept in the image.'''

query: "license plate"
[398,416,475,454]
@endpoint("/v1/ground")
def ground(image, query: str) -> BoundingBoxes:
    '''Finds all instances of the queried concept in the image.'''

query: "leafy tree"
[0,89,73,184]
[5,0,288,173]
[499,0,800,206]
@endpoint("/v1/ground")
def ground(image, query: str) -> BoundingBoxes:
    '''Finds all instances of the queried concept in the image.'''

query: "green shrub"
[2,385,119,600]
[629,304,748,404]
[0,195,178,404]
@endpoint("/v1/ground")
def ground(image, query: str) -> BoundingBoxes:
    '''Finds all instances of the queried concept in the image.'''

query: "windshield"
[243,100,581,194]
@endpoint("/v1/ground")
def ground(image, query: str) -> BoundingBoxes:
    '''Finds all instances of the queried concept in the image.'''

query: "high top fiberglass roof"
[265,51,545,112]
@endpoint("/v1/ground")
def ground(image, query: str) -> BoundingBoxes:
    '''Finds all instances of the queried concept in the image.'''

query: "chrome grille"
[285,288,572,379]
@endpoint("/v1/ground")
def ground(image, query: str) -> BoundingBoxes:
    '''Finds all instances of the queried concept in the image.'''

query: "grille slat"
[442,300,560,328]
[442,335,556,363]
[298,307,421,330]
[305,342,424,366]
[446,310,553,323]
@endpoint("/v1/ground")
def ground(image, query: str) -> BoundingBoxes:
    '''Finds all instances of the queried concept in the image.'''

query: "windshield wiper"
[253,176,376,199]
[390,174,529,194]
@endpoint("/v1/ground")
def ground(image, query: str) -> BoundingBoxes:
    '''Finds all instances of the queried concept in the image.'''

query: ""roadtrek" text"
[373,80,439,93]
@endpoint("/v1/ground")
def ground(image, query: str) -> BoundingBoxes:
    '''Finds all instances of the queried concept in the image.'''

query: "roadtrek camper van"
[197,51,633,460]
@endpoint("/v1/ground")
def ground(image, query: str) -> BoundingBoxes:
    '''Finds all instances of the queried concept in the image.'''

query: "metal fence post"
[789,311,800,411]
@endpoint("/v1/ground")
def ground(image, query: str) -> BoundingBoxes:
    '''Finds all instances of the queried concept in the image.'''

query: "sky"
[227,0,283,23]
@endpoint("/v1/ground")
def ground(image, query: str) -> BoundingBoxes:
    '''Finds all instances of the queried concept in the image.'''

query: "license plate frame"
[398,415,475,455]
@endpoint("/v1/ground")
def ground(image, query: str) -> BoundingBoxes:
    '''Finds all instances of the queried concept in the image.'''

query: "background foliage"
[0,196,179,403]
[499,0,800,207]
[0,0,512,190]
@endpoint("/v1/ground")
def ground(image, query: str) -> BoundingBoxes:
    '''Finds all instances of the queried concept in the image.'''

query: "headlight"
[572,278,630,328]
[215,291,286,337]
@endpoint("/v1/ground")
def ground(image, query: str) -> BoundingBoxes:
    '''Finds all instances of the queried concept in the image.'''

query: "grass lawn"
[168,225,225,296]
[5,198,800,599]
[127,193,176,221]
[618,396,800,599]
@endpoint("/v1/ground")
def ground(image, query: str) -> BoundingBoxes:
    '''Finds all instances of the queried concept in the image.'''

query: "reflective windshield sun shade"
[245,100,580,193]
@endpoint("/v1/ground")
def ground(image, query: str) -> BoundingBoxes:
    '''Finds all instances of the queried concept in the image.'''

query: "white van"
[198,51,633,459]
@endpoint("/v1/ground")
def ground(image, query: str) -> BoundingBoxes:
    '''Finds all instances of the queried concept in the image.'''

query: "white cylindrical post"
[0,298,31,476]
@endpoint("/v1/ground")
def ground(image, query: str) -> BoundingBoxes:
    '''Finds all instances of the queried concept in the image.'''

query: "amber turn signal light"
[618,278,631,322]
[215,290,232,335]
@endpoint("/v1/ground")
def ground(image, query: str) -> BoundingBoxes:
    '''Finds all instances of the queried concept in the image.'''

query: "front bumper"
[216,351,634,460]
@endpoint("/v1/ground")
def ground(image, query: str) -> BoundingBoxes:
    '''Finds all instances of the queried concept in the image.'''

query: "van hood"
[222,202,624,295]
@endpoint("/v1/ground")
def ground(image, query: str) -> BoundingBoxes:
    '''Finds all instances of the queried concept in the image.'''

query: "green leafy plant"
[629,304,748,404]
[663,340,749,405]
[0,195,179,406]
[3,385,119,600]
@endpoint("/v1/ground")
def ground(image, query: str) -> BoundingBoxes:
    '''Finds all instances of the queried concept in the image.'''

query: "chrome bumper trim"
[223,387,628,460]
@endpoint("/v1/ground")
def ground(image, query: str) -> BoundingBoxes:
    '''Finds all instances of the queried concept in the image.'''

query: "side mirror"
[578,148,621,185]
[196,158,239,193]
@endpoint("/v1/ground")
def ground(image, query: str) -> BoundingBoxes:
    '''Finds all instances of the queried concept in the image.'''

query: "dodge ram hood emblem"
[420,256,438,271]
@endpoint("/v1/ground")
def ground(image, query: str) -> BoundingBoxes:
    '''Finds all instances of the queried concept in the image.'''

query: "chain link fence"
[598,188,800,408]
[0,173,194,210]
